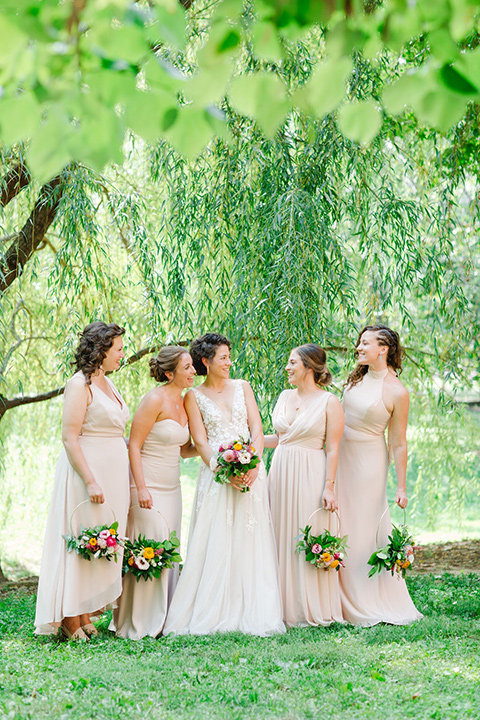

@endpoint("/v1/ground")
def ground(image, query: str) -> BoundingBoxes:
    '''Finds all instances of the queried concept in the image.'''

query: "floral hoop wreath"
[122,505,182,581]
[63,500,123,561]
[367,503,415,579]
[296,507,348,572]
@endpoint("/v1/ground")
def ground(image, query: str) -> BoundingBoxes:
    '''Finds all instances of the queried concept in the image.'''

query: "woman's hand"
[395,488,408,509]
[321,482,337,512]
[138,487,153,509]
[87,481,104,504]
[242,466,259,488]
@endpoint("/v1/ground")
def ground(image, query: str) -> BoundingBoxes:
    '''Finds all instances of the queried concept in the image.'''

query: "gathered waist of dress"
[140,451,181,469]
[79,432,125,439]
[277,440,325,452]
[343,424,386,442]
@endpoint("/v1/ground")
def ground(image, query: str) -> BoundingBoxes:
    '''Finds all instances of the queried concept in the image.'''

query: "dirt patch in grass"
[412,539,480,574]
[1,539,480,597]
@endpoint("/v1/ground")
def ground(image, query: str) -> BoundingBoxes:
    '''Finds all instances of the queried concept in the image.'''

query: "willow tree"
[1,1,480,577]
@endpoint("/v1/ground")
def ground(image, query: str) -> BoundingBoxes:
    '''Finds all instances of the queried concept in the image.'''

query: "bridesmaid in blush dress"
[113,346,197,639]
[266,344,345,627]
[35,322,129,640]
[336,325,422,626]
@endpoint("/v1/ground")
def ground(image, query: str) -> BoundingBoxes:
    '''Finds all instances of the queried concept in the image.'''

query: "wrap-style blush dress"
[268,389,343,627]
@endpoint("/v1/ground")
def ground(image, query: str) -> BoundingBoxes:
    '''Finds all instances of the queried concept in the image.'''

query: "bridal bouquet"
[213,437,260,493]
[122,532,182,582]
[63,522,124,562]
[368,523,415,579]
[296,525,348,571]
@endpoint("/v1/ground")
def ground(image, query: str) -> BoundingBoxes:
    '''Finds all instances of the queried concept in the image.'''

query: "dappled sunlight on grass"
[1,576,480,719]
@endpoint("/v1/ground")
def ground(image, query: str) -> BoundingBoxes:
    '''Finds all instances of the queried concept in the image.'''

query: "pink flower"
[311,544,322,554]
[106,536,117,547]
[155,548,164,555]
[219,445,224,452]
[223,449,235,462]
[99,529,110,540]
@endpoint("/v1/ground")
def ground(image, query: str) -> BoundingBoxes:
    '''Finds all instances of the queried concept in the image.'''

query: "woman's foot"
[61,625,89,641]
[61,616,89,641]
[81,623,99,638]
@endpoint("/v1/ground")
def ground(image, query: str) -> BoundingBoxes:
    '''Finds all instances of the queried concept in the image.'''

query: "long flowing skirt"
[163,462,285,636]
[35,437,129,635]
[269,444,343,626]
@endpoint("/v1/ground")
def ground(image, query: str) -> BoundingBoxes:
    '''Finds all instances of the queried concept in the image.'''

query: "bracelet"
[209,455,218,472]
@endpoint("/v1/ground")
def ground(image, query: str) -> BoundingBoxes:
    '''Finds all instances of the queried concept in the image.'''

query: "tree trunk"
[0,561,7,583]
[0,172,65,292]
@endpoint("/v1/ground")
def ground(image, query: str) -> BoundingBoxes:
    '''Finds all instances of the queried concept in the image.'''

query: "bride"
[163,333,285,636]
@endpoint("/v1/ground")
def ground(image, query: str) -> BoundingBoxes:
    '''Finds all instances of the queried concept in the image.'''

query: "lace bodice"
[193,380,250,451]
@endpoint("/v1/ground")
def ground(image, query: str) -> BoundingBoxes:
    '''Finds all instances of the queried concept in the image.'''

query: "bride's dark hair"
[190,333,231,376]
[73,321,125,384]
[346,324,404,388]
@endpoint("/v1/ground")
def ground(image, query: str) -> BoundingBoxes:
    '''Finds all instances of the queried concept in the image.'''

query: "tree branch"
[0,160,31,208]
[0,173,66,293]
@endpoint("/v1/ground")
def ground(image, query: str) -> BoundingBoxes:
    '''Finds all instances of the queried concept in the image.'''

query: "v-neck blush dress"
[336,368,422,626]
[268,389,343,627]
[34,372,130,635]
[113,418,189,639]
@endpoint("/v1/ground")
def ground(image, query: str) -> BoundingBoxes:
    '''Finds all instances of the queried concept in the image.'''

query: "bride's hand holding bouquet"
[211,438,261,492]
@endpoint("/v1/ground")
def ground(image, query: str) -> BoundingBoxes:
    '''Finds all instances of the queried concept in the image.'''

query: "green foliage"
[0,1,480,176]
[368,523,416,579]
[1,575,480,719]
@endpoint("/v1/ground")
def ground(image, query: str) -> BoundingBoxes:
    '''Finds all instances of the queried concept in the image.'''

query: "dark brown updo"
[73,321,125,384]
[346,324,405,388]
[294,344,332,386]
[149,346,188,383]
[190,333,231,376]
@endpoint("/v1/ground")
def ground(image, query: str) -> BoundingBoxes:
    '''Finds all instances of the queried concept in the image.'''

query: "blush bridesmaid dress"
[35,373,130,635]
[336,368,422,626]
[268,389,343,627]
[113,418,189,639]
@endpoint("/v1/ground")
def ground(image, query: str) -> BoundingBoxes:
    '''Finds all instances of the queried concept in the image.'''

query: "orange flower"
[89,538,98,547]
[330,559,339,569]
[233,443,243,450]
[127,556,134,566]
[322,552,331,562]
[109,528,116,535]
[401,561,410,569]
[143,547,155,560]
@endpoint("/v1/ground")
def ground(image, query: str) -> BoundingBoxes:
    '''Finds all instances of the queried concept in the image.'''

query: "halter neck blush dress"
[35,372,130,635]
[113,418,189,639]
[268,390,343,627]
[164,380,285,637]
[336,368,422,626]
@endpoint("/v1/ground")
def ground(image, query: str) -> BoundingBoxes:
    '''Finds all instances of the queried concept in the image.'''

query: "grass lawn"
[1,574,479,719]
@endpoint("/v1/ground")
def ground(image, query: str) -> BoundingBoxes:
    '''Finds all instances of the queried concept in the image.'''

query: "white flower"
[135,556,150,570]
[238,452,251,464]
[98,539,107,549]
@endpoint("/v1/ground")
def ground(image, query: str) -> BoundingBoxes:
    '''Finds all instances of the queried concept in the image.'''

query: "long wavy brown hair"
[73,321,125,384]
[346,325,405,388]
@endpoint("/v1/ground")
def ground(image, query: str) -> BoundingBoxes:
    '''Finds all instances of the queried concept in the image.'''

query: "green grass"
[1,574,480,719]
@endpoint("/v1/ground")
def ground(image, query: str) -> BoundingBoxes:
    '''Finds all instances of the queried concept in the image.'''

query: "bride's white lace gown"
[163,380,285,636]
